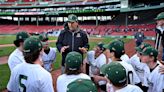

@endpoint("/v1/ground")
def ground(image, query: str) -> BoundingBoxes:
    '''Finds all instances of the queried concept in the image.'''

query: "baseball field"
[0,35,157,92]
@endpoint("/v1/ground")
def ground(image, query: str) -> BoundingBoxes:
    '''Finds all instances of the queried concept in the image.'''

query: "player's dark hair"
[112,79,127,87]
[150,55,157,62]
[110,50,123,59]
[13,39,24,47]
[154,57,157,62]
[65,65,82,75]
[23,50,40,64]
[122,51,125,55]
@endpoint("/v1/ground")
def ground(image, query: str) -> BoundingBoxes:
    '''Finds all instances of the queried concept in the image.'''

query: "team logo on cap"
[19,36,22,39]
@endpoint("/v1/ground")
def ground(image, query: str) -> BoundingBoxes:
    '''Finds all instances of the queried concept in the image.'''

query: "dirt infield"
[0,56,8,64]
[1,39,163,92]
[125,39,162,59]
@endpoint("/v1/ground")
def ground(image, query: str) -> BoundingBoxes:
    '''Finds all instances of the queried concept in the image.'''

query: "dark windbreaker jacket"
[56,28,89,66]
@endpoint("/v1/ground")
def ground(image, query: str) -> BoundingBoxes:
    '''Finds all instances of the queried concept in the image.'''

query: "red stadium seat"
[5,0,17,2]
[0,4,13,6]
[0,24,156,36]
[22,0,36,2]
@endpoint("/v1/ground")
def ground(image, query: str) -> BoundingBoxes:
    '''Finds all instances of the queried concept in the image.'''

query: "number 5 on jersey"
[19,75,28,92]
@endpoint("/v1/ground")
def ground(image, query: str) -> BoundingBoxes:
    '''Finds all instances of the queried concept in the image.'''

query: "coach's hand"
[79,47,87,53]
[61,46,69,53]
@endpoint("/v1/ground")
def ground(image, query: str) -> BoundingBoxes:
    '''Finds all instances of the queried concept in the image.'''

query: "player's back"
[8,48,25,71]
[120,54,130,64]
[129,54,146,71]
[57,73,90,92]
[119,61,140,85]
[116,84,143,92]
[7,62,54,92]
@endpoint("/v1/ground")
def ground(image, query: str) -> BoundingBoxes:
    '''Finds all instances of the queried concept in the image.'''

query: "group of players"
[6,12,164,92]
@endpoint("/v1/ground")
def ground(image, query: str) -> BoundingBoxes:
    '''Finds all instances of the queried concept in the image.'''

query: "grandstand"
[0,0,163,36]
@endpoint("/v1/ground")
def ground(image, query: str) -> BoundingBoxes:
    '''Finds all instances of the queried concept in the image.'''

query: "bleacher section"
[5,0,17,2]
[0,0,100,6]
[81,24,155,36]
[22,0,36,2]
[0,24,156,37]
[0,25,62,34]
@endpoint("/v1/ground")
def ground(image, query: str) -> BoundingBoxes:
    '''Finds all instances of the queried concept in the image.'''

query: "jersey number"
[19,75,27,92]
[128,71,133,84]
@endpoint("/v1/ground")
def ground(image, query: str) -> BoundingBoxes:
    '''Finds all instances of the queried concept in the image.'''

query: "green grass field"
[0,35,16,45]
[0,47,16,57]
[0,64,10,91]
[0,35,57,45]
[0,35,131,91]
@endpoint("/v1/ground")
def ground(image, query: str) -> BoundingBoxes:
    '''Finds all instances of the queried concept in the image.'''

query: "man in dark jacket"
[56,14,89,73]
[155,12,164,61]
[134,29,145,47]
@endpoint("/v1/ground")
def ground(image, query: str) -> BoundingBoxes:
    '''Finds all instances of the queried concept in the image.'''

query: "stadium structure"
[0,0,163,37]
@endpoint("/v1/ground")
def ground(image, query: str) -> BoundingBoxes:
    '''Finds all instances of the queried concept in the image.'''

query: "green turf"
[0,47,16,57]
[0,35,16,45]
[0,35,57,45]
[0,64,10,91]
[49,36,58,40]
[0,37,131,91]
[53,52,62,70]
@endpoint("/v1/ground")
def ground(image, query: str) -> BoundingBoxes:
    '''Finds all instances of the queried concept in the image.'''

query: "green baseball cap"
[103,44,108,49]
[38,33,48,42]
[105,62,127,85]
[67,79,98,92]
[115,39,124,45]
[135,43,151,52]
[141,47,158,58]
[67,14,78,22]
[65,51,82,70]
[108,40,125,53]
[155,12,164,20]
[23,37,42,53]
[97,42,106,51]
[16,31,29,41]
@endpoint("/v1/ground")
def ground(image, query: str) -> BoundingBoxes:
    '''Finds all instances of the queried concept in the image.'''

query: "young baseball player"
[117,39,130,63]
[8,31,30,71]
[86,42,107,91]
[103,62,143,92]
[7,37,54,92]
[141,46,164,92]
[56,51,90,92]
[39,33,56,72]
[67,79,98,92]
[129,43,151,91]
[104,40,141,85]
[86,42,106,76]
[130,43,151,69]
